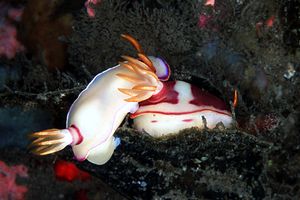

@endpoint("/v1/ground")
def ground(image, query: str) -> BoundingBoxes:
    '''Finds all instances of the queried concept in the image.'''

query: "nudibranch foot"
[85,136,115,165]
[133,112,232,138]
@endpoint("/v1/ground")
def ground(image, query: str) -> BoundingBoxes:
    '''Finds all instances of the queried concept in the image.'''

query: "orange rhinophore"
[121,34,144,53]
[233,89,238,108]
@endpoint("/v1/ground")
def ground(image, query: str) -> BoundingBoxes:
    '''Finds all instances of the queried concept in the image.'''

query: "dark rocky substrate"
[0,0,300,199]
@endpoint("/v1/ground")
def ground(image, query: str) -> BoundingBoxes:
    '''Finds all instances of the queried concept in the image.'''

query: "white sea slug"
[29,34,167,165]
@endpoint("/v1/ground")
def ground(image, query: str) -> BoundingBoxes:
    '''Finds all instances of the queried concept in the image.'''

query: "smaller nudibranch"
[29,34,170,165]
[131,81,233,137]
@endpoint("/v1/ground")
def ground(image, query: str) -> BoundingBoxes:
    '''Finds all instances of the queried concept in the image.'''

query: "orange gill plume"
[29,129,72,155]
[117,34,160,102]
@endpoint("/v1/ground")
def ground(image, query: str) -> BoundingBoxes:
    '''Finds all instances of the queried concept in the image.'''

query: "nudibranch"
[29,34,233,165]
[29,34,169,165]
[131,81,233,137]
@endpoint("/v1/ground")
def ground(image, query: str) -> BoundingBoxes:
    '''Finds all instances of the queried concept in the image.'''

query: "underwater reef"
[0,0,300,199]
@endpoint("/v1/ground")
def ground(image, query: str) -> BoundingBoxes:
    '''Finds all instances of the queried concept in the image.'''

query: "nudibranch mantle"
[131,81,233,137]
[66,65,139,164]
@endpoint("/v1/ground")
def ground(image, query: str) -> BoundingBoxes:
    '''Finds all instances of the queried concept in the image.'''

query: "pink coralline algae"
[0,3,24,59]
[255,15,276,37]
[205,0,215,6]
[85,0,101,18]
[198,14,213,29]
[0,161,28,200]
[265,15,275,27]
[197,0,215,29]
